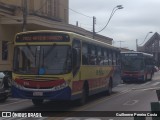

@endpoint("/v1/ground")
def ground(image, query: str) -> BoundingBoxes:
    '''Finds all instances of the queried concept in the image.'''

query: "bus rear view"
[121,52,154,83]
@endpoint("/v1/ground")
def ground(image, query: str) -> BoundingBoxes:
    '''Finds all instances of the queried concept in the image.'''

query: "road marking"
[132,87,160,91]
[151,82,160,86]
[138,82,151,87]
[123,100,139,106]
[76,90,131,111]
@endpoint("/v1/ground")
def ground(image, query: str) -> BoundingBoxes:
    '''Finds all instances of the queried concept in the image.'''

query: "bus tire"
[32,99,43,106]
[106,79,112,96]
[142,75,147,83]
[78,82,88,106]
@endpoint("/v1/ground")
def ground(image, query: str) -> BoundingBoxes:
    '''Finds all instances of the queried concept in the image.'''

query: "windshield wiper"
[43,43,56,58]
[26,43,35,57]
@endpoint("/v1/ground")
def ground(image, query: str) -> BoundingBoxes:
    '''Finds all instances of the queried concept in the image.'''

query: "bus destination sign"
[124,53,138,56]
[16,33,70,42]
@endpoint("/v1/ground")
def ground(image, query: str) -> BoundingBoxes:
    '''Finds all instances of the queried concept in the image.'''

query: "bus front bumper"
[121,75,144,81]
[11,86,71,100]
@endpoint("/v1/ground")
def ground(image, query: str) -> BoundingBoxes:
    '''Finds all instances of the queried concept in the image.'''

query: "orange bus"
[11,30,120,105]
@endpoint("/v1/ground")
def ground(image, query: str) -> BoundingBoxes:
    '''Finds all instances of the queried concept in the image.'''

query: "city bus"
[121,52,154,83]
[11,30,120,106]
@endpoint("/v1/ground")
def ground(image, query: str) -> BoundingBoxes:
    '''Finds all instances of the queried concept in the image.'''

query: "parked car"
[0,72,10,102]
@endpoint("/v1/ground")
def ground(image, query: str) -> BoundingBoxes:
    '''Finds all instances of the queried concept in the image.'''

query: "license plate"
[33,92,43,96]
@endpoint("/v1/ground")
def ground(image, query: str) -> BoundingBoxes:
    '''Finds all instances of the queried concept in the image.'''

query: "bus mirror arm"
[73,48,77,65]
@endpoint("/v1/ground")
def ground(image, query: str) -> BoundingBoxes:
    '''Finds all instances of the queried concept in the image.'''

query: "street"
[0,71,160,120]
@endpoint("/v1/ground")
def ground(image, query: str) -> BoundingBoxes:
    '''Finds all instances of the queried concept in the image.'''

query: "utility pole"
[117,40,125,50]
[136,39,138,51]
[93,16,96,39]
[22,0,27,32]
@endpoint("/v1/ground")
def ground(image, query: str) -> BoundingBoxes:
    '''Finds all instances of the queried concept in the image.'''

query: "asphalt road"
[1,71,160,120]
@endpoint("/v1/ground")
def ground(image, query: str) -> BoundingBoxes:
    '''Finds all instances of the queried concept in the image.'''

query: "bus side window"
[100,48,104,65]
[89,44,96,65]
[112,51,116,65]
[96,46,102,65]
[82,42,89,65]
[72,39,81,76]
[104,49,108,65]
[108,50,112,65]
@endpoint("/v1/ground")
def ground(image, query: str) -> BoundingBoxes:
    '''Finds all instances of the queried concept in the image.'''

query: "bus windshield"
[13,45,72,75]
[121,56,144,71]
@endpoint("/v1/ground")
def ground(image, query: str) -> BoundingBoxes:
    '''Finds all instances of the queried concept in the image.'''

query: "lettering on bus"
[16,33,70,42]
[96,70,108,75]
[124,54,138,56]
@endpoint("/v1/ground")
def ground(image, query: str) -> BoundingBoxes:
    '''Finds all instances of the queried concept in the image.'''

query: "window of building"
[44,0,52,16]
[2,41,8,61]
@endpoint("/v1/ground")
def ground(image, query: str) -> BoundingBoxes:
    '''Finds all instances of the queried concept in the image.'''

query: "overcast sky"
[69,0,160,50]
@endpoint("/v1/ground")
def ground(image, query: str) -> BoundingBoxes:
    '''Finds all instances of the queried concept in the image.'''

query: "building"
[137,32,160,66]
[0,0,113,72]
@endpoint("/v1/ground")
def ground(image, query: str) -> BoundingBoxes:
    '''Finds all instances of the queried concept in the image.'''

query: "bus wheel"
[78,84,88,106]
[106,79,112,96]
[32,99,43,106]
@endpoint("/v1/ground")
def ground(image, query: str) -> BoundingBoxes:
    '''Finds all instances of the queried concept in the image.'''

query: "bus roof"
[15,30,120,51]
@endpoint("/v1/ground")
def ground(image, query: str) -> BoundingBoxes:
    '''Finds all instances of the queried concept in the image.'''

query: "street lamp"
[136,31,153,51]
[93,5,123,38]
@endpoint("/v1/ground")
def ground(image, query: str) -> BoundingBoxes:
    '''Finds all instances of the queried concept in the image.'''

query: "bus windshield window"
[13,45,71,75]
[121,57,144,71]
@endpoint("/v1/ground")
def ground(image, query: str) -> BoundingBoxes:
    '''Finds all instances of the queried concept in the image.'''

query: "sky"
[69,0,160,50]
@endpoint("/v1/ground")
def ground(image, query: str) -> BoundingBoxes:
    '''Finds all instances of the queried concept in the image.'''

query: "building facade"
[0,0,113,72]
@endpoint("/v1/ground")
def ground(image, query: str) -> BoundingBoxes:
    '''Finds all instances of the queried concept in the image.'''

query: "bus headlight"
[51,82,68,91]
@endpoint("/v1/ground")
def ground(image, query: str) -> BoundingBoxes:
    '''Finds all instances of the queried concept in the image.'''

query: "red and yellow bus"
[11,30,120,105]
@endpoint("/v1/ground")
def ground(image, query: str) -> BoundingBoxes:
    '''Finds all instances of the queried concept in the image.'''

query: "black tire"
[143,75,147,83]
[78,84,88,106]
[32,99,43,106]
[123,80,127,84]
[106,80,112,96]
